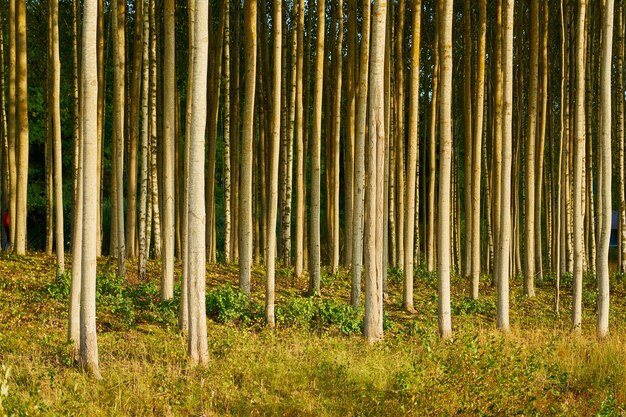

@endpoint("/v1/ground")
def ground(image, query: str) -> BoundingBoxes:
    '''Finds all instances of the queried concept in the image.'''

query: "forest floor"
[1,253,626,416]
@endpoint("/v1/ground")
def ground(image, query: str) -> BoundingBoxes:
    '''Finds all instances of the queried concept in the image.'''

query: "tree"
[524,0,539,298]
[187,0,209,364]
[364,0,387,343]
[572,0,587,332]
[15,0,28,255]
[80,0,101,378]
[309,0,325,295]
[7,0,15,251]
[50,0,64,274]
[239,0,257,295]
[265,0,282,328]
[403,0,421,312]
[138,0,150,282]
[496,0,514,333]
[351,0,370,309]
[597,0,614,339]
[437,0,453,339]
[161,0,175,300]
[112,0,126,277]
[295,0,305,278]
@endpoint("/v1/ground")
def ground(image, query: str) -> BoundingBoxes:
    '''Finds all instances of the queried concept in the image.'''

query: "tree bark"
[15,0,28,255]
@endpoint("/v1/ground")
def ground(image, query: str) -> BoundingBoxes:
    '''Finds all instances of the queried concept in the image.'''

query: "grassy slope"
[0,253,625,416]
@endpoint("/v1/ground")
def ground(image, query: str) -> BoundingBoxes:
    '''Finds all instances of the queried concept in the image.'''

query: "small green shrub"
[277,297,363,335]
[387,267,404,285]
[452,297,496,316]
[206,284,259,324]
[45,271,71,301]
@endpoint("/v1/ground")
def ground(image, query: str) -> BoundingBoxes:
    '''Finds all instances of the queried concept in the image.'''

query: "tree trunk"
[239,0,257,295]
[496,0,514,333]
[364,0,387,344]
[597,0,614,339]
[138,0,150,282]
[161,0,175,300]
[427,18,439,273]
[462,0,473,282]
[403,0,421,312]
[265,0,282,327]
[15,0,28,255]
[438,0,453,340]
[308,0,325,295]
[113,0,126,277]
[224,1,232,263]
[351,0,370,309]
[7,0,16,250]
[80,0,101,378]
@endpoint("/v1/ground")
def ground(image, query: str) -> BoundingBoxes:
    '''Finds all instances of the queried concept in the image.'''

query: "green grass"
[1,253,626,415]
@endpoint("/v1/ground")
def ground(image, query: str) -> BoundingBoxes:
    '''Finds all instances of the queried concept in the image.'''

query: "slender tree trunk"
[572,0,587,332]
[438,0,453,340]
[186,0,209,364]
[597,0,614,339]
[113,0,126,277]
[68,0,81,352]
[403,0,421,312]
[138,0,150,282]
[617,0,626,273]
[149,0,161,260]
[470,0,486,299]
[265,0,282,327]
[308,0,325,295]
[161,0,175,300]
[295,0,305,278]
[331,0,343,273]
[15,0,28,255]
[496,0,514,333]
[427,19,439,273]
[239,0,257,295]
[462,0,473,282]
[364,0,387,344]
[224,2,232,263]
[49,0,64,273]
[351,0,370,309]
[344,0,356,267]
[80,0,101,378]
[7,0,15,250]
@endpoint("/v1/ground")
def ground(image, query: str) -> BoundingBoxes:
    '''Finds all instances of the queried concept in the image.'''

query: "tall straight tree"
[572,0,587,332]
[344,0,357,267]
[470,0,486,298]
[438,0,453,340]
[524,0,539,297]
[15,0,28,255]
[138,0,150,281]
[496,0,514,333]
[266,0,282,328]
[7,0,15,249]
[161,0,175,300]
[239,0,257,296]
[597,0,614,339]
[80,0,101,378]
[403,0,421,312]
[295,0,305,278]
[364,0,386,343]
[309,0,325,295]
[351,0,370,309]
[112,0,126,277]
[68,0,81,353]
[187,0,209,364]
[50,0,64,274]
[331,0,343,273]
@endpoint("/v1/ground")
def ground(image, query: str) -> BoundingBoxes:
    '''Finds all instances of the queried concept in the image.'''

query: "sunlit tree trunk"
[224,1,232,263]
[364,0,386,344]
[239,0,257,295]
[112,0,126,277]
[331,0,342,273]
[496,0,514,333]
[15,0,28,255]
[80,0,101,378]
[7,0,15,250]
[149,0,161,260]
[427,17,439,273]
[68,0,82,353]
[462,0,472,282]
[50,0,64,274]
[470,0,486,299]
[265,0,282,328]
[572,0,587,332]
[438,0,453,340]
[351,0,370,309]
[308,0,324,295]
[138,0,150,281]
[403,0,421,312]
[617,0,626,273]
[597,0,614,339]
[187,0,209,364]
[161,0,175,300]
